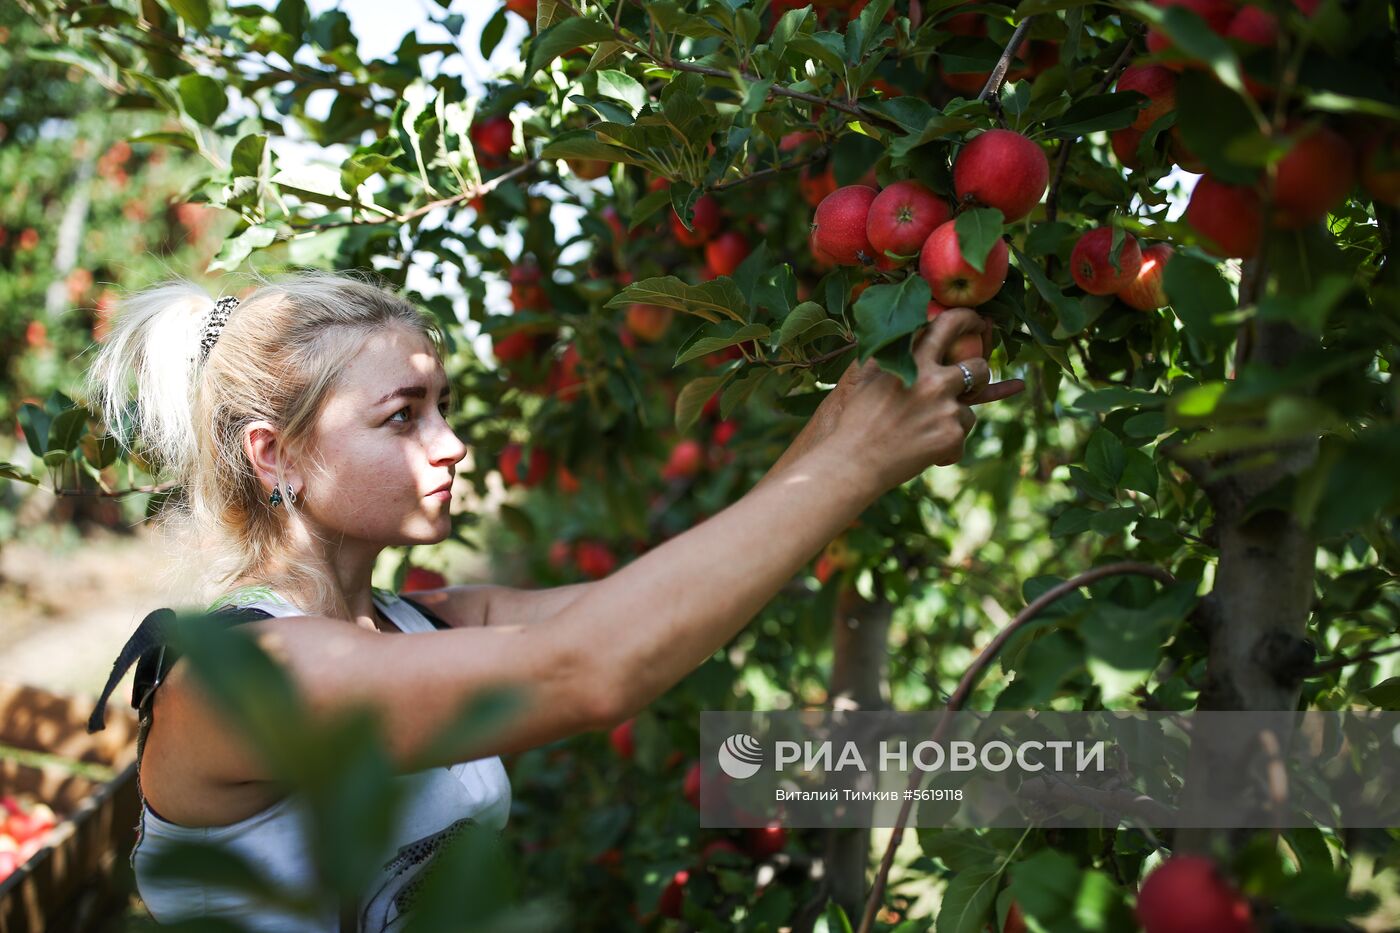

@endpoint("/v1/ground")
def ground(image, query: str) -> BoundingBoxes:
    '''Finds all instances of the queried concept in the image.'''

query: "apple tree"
[12,0,1400,929]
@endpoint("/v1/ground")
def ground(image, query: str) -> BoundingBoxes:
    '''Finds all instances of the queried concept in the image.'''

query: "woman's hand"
[826,307,1025,489]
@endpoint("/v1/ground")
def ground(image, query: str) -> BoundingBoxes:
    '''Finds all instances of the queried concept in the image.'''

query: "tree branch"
[711,151,827,192]
[287,159,539,234]
[977,17,1035,104]
[1306,641,1400,676]
[856,561,1178,933]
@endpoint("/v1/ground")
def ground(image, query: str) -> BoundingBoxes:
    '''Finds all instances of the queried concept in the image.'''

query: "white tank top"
[132,586,512,932]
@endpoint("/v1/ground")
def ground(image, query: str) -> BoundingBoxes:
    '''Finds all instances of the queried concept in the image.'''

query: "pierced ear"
[243,420,300,493]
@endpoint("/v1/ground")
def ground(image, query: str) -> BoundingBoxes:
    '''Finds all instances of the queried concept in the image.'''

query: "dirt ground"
[0,525,201,707]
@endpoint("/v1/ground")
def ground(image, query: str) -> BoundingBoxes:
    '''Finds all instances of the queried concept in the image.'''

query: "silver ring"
[956,362,974,394]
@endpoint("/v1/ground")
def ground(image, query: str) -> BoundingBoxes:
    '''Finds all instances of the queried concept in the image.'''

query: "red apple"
[700,838,743,864]
[548,539,573,570]
[705,231,751,277]
[556,464,581,495]
[1226,5,1277,45]
[1116,243,1174,310]
[493,329,544,365]
[1111,127,1146,169]
[662,439,704,480]
[575,540,617,579]
[683,761,702,808]
[940,65,991,96]
[1146,0,1238,68]
[471,116,514,169]
[1136,856,1254,933]
[659,869,690,919]
[670,194,722,247]
[1272,123,1355,229]
[546,344,583,401]
[1070,228,1144,295]
[799,163,838,207]
[712,419,738,447]
[867,180,953,260]
[812,185,879,265]
[1116,65,1178,131]
[505,0,537,23]
[509,262,547,311]
[625,303,673,343]
[403,567,447,593]
[953,130,1049,222]
[745,821,788,859]
[1360,133,1400,207]
[609,718,635,759]
[1185,176,1263,258]
[499,443,551,488]
[919,219,1010,307]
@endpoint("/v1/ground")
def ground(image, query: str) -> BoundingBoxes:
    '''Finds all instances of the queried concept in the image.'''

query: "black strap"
[87,605,274,734]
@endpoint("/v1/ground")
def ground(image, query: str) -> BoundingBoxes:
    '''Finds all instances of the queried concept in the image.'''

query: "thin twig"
[288,159,539,233]
[1306,642,1400,676]
[1045,38,1136,225]
[52,480,179,498]
[977,17,1035,104]
[711,151,826,192]
[856,561,1178,933]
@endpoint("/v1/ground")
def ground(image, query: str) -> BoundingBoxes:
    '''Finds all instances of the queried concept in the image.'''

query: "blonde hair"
[82,270,447,617]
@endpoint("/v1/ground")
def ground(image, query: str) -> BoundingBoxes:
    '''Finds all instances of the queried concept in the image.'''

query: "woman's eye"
[388,403,450,425]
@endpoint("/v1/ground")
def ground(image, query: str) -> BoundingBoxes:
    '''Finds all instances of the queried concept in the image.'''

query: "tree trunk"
[823,586,892,920]
[1175,319,1320,853]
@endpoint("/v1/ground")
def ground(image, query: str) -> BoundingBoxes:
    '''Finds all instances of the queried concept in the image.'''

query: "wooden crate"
[0,682,140,933]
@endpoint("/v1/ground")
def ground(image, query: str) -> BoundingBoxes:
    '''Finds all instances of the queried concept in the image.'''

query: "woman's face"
[302,324,467,546]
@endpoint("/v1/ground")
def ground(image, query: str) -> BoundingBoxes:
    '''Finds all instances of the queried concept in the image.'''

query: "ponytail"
[83,281,224,483]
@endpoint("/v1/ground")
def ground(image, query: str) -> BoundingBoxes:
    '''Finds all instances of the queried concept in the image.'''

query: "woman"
[81,270,1022,929]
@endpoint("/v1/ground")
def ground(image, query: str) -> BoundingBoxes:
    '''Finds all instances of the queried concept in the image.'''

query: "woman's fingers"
[962,378,1027,406]
[945,356,991,398]
[914,307,985,370]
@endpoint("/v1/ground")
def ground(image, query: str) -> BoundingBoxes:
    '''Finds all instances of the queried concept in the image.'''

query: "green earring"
[269,485,283,507]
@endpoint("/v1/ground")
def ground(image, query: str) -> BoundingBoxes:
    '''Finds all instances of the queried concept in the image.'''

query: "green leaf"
[47,408,89,454]
[935,863,1002,933]
[539,130,650,169]
[675,375,730,434]
[1175,70,1263,184]
[165,0,212,30]
[954,208,1004,275]
[674,323,770,366]
[209,224,279,272]
[777,301,831,349]
[231,133,268,178]
[1042,92,1144,138]
[1129,0,1245,94]
[628,188,672,230]
[852,275,931,361]
[176,74,227,126]
[17,404,51,458]
[1085,428,1126,487]
[596,70,645,112]
[525,16,616,81]
[129,131,200,152]
[605,276,747,323]
[479,6,508,58]
[0,463,40,486]
[1051,507,1094,537]
[1163,253,1234,340]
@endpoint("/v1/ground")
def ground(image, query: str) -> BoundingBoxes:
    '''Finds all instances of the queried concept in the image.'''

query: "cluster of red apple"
[1111,0,1399,257]
[0,794,58,881]
[643,180,756,280]
[811,123,1183,334]
[1136,854,1255,933]
[606,718,790,921]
